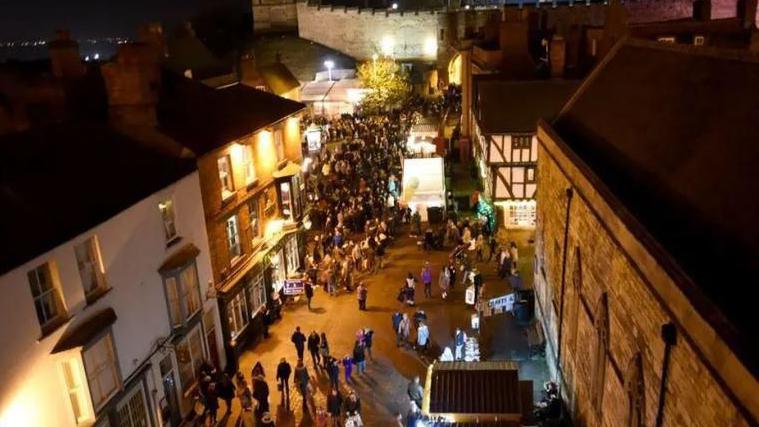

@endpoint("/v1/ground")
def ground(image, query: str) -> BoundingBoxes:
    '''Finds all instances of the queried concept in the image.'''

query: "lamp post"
[324,60,335,81]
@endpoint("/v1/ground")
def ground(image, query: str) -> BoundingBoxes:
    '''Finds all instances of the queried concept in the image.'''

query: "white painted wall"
[0,171,222,427]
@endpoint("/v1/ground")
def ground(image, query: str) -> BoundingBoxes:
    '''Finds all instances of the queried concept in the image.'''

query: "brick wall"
[534,129,756,426]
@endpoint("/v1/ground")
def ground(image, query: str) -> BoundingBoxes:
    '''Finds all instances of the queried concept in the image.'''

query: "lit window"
[158,199,178,242]
[83,333,120,410]
[657,36,676,44]
[218,155,234,199]
[175,326,205,393]
[274,129,285,162]
[28,262,66,331]
[163,261,202,328]
[694,35,705,46]
[226,290,249,339]
[61,358,88,424]
[248,198,260,242]
[242,146,256,185]
[116,385,149,427]
[75,236,108,300]
[226,215,242,260]
[249,274,267,316]
[280,182,292,220]
[590,39,597,57]
[286,236,300,275]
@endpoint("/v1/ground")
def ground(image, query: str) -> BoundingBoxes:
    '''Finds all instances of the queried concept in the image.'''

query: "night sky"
[0,0,244,41]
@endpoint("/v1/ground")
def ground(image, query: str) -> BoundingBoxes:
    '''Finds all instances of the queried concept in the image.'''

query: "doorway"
[159,355,181,427]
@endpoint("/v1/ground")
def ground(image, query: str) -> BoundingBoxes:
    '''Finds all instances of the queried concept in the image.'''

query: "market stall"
[401,157,446,222]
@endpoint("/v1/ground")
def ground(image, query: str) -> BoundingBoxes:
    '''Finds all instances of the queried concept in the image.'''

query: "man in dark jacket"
[276,358,292,403]
[353,341,366,374]
[307,330,321,368]
[294,360,310,409]
[327,356,340,389]
[305,280,314,310]
[343,391,362,417]
[252,374,270,416]
[292,326,307,361]
[217,373,236,415]
[327,388,343,425]
[392,312,402,346]
[363,329,374,361]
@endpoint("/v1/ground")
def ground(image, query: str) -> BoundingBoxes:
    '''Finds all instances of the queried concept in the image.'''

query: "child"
[342,354,354,384]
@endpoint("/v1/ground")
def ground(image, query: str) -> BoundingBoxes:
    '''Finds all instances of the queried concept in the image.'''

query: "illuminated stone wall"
[534,125,758,426]
[253,0,299,33]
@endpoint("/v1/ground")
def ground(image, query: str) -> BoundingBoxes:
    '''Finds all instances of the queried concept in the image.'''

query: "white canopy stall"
[401,157,446,222]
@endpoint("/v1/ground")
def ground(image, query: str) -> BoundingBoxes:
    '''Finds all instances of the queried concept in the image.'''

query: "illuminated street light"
[392,2,398,9]
[324,60,334,81]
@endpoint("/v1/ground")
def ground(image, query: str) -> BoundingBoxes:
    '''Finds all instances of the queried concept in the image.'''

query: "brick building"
[534,39,759,425]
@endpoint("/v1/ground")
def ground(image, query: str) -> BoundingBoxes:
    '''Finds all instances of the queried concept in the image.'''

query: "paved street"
[216,227,547,426]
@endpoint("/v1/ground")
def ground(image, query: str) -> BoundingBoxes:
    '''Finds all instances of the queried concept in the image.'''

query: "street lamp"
[391,2,398,9]
[324,60,334,81]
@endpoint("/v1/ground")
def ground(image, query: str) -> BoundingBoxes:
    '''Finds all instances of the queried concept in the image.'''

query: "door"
[159,356,181,427]
[203,309,221,369]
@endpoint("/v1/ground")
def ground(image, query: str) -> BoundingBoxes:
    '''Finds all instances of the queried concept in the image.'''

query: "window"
[626,353,645,427]
[526,167,536,183]
[242,145,256,185]
[280,182,292,220]
[694,35,705,46]
[512,135,531,149]
[176,326,205,392]
[274,129,285,162]
[286,236,300,275]
[591,293,609,414]
[249,274,267,316]
[247,198,260,242]
[28,262,66,330]
[217,155,234,199]
[75,236,108,300]
[439,28,445,41]
[83,333,120,410]
[226,215,241,261]
[117,385,149,427]
[159,199,178,242]
[61,358,88,424]
[164,262,201,328]
[590,39,597,57]
[226,290,249,339]
[657,36,676,44]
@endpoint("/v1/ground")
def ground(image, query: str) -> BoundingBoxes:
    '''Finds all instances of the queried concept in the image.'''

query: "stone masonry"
[532,124,757,426]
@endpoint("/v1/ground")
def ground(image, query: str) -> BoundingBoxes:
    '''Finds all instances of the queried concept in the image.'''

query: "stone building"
[534,39,759,425]
[253,0,299,33]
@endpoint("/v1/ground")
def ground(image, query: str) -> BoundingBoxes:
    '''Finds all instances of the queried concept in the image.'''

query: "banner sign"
[489,293,515,312]
[283,279,305,295]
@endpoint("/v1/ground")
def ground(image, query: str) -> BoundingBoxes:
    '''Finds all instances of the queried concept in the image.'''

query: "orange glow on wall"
[255,130,278,177]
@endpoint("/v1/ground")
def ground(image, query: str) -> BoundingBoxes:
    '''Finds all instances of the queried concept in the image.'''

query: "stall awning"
[52,308,117,354]
[272,161,301,179]
[158,243,200,273]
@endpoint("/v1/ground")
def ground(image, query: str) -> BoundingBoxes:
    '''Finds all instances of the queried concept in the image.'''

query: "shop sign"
[283,279,304,295]
[489,293,515,313]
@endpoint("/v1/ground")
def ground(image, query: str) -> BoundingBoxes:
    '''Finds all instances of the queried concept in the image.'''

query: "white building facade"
[0,171,225,427]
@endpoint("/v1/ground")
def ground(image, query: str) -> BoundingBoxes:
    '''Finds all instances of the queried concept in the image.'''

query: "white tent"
[401,157,446,222]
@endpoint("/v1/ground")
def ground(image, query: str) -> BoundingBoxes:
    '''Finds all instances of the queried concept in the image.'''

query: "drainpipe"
[655,322,677,427]
[555,187,573,417]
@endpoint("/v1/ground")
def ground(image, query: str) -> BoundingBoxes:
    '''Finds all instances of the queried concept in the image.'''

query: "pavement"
[210,224,549,426]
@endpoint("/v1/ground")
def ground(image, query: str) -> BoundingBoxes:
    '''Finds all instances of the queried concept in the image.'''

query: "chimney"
[48,30,85,80]
[550,35,566,78]
[101,43,160,127]
[137,22,168,62]
[239,52,263,87]
[692,0,712,21]
[737,0,758,29]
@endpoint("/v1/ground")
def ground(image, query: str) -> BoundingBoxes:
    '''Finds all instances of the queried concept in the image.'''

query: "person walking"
[357,283,368,310]
[454,328,466,361]
[407,376,424,410]
[305,280,315,310]
[343,391,362,426]
[416,322,430,354]
[205,382,219,424]
[252,372,270,416]
[251,361,266,378]
[308,330,321,369]
[398,313,411,348]
[320,332,331,368]
[217,373,236,415]
[421,262,433,298]
[342,354,354,384]
[276,357,292,403]
[294,360,311,410]
[292,326,307,361]
[488,236,498,262]
[439,265,450,299]
[235,373,253,412]
[363,328,374,360]
[327,356,340,389]
[353,341,367,374]
[392,312,403,347]
[327,388,343,427]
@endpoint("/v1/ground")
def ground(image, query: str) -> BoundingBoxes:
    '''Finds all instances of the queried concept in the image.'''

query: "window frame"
[175,325,206,394]
[158,199,179,244]
[217,155,235,200]
[274,129,285,163]
[28,261,67,332]
[226,289,249,340]
[82,332,121,411]
[116,382,151,427]
[248,273,267,317]
[75,236,109,302]
[226,215,242,262]
[241,145,257,186]
[247,197,261,244]
[61,357,90,425]
[162,260,202,329]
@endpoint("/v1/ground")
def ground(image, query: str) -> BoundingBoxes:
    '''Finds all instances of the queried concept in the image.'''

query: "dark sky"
[0,0,243,41]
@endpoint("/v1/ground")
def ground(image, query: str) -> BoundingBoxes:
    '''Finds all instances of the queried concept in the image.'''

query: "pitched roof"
[157,72,305,156]
[426,361,521,415]
[552,39,759,374]
[258,62,300,96]
[0,121,197,275]
[474,78,579,134]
